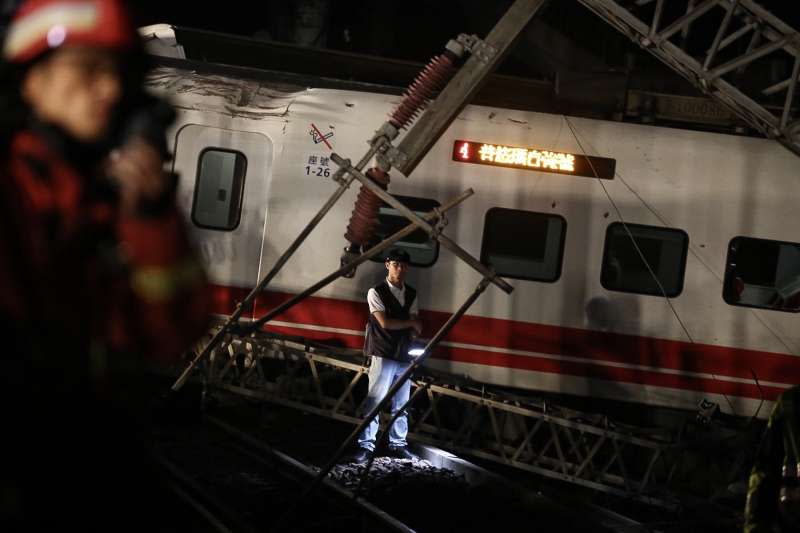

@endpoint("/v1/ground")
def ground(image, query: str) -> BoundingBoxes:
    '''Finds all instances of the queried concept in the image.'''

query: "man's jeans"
[357,356,411,451]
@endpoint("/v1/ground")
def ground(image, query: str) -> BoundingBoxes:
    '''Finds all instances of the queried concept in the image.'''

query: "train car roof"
[140,24,753,138]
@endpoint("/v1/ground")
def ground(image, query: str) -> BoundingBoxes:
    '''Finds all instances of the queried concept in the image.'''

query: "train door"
[172,125,273,288]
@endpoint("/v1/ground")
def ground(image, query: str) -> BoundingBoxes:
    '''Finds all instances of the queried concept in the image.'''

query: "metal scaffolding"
[577,0,800,156]
[171,0,548,394]
[198,331,685,509]
[167,0,555,523]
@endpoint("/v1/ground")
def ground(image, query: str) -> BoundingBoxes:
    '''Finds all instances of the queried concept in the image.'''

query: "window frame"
[722,235,800,314]
[600,221,689,298]
[479,207,567,283]
[367,194,442,268]
[190,147,248,232]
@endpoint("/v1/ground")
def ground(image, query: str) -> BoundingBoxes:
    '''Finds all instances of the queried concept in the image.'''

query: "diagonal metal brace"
[331,153,513,294]
[246,188,477,332]
[392,0,550,176]
[275,275,493,529]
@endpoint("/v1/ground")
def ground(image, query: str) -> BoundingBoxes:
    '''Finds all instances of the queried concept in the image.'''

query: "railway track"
[150,379,670,533]
[152,413,415,533]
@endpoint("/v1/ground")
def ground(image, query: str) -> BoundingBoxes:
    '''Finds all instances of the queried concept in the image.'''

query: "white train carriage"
[145,43,800,420]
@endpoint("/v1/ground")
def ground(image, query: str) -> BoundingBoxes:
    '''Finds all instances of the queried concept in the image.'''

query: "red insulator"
[344,168,391,246]
[390,52,457,130]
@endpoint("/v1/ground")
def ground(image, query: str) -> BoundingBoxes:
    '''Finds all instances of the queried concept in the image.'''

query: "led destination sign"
[452,140,616,179]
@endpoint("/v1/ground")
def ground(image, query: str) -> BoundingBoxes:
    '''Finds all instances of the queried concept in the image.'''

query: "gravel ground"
[182,390,615,533]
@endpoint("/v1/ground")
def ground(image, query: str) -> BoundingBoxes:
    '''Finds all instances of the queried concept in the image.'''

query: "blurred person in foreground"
[744,385,800,532]
[0,0,210,528]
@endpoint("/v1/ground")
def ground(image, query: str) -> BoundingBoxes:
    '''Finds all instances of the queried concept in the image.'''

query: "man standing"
[353,248,422,462]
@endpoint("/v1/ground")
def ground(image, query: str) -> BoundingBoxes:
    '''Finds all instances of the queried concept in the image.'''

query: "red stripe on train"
[211,285,799,391]
[261,324,787,401]
[264,323,789,402]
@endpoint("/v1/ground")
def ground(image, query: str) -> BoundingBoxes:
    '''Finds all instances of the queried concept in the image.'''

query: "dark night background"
[130,0,800,81]
[2,0,799,121]
[4,0,799,83]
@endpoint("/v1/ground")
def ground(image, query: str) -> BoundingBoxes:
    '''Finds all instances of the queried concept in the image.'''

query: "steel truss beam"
[578,0,800,156]
[198,332,684,510]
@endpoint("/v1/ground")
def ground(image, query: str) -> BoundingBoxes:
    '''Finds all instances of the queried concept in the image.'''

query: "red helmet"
[2,0,136,63]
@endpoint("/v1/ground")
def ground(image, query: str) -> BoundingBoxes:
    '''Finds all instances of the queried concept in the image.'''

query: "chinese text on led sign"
[452,140,616,179]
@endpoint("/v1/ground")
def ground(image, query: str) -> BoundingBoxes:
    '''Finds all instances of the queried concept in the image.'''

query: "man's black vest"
[364,281,417,362]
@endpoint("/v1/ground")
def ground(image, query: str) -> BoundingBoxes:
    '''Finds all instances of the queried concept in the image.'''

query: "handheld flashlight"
[407,339,427,358]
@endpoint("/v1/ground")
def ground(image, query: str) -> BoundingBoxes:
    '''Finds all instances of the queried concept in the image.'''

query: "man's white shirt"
[367,278,419,317]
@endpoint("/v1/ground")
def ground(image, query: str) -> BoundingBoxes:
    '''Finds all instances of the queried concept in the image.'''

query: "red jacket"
[0,127,211,393]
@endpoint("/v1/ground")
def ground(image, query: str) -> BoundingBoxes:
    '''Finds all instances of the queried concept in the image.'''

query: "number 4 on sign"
[459,142,470,159]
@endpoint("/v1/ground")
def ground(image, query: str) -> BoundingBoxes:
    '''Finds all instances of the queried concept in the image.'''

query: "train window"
[723,237,800,313]
[191,148,247,231]
[480,208,566,282]
[367,195,441,267]
[600,223,688,297]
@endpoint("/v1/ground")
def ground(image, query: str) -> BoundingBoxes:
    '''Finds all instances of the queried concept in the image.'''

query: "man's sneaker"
[386,445,418,460]
[347,446,372,464]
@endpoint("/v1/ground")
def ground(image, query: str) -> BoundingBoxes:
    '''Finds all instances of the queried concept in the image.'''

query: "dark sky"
[130,0,800,82]
[132,0,495,61]
[4,0,798,52]
[3,0,798,84]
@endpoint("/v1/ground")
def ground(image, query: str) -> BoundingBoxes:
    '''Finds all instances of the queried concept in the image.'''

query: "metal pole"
[703,0,738,70]
[246,188,474,333]
[656,0,719,43]
[781,56,800,129]
[393,0,549,176]
[709,36,790,80]
[170,146,379,392]
[276,276,492,529]
[649,0,664,38]
[332,153,514,294]
[717,22,755,54]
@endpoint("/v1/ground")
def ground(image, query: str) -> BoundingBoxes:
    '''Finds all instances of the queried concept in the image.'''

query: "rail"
[195,330,687,510]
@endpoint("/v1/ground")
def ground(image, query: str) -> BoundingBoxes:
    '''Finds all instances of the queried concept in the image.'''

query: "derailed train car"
[143,25,800,420]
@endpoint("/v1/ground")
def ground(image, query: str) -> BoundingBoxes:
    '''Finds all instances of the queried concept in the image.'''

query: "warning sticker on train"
[452,140,615,179]
[309,123,334,149]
